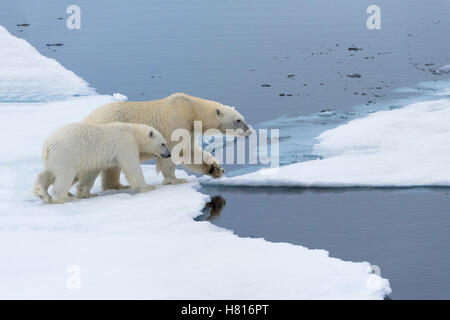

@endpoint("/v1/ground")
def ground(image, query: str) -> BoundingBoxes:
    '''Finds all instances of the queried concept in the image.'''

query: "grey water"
[2,0,450,299]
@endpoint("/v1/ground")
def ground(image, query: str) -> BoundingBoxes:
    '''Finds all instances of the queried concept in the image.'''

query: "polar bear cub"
[34,122,171,203]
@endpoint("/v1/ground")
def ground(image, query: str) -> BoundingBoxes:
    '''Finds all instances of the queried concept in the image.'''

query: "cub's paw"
[78,193,97,199]
[40,194,52,204]
[51,197,71,204]
[138,185,157,192]
[205,162,225,178]
[162,177,188,185]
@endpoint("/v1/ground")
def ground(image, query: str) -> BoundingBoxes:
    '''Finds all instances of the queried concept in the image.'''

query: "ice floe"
[209,98,450,187]
[0,25,95,101]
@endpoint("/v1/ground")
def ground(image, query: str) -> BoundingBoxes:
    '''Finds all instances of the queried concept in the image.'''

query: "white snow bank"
[0,165,391,299]
[0,25,390,299]
[211,99,450,187]
[0,25,95,101]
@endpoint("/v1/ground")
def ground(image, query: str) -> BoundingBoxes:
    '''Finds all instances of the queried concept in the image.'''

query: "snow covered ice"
[211,98,450,187]
[0,25,95,102]
[0,25,390,299]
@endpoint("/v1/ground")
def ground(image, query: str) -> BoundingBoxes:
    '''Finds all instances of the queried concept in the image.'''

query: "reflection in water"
[200,195,226,221]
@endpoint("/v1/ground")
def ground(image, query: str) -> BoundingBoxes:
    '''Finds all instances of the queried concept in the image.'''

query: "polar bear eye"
[149,131,153,138]
[161,143,166,147]
[236,119,241,123]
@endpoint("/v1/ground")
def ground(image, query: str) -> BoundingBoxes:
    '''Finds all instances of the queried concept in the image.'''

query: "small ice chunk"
[112,93,128,102]
[432,64,450,74]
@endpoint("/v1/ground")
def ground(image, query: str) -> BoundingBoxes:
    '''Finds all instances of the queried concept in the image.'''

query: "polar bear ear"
[149,130,153,138]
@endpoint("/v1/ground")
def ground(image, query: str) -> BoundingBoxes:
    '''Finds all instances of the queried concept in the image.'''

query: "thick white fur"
[33,122,169,203]
[84,93,251,189]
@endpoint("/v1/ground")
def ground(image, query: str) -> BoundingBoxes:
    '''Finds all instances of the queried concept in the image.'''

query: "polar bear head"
[167,93,252,137]
[142,127,171,158]
[215,105,252,137]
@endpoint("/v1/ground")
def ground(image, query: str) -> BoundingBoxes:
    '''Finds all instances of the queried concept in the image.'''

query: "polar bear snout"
[161,151,171,158]
[238,122,253,137]
[161,145,171,158]
[240,121,250,133]
[240,120,254,137]
[235,123,253,137]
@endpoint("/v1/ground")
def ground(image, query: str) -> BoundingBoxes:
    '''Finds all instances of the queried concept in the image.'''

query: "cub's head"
[145,128,171,158]
[215,105,252,137]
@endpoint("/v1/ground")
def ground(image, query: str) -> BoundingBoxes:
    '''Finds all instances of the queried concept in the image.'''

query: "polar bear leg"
[77,170,100,199]
[117,154,149,192]
[182,148,224,179]
[33,170,53,203]
[156,157,188,185]
[53,171,76,203]
[121,166,153,192]
[101,167,129,190]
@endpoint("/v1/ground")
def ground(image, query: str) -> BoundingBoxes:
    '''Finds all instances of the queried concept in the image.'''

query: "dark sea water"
[2,0,450,299]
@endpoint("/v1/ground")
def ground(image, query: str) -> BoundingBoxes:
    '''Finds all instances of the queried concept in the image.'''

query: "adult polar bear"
[84,93,251,189]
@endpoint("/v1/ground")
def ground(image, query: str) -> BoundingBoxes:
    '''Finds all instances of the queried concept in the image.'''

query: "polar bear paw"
[138,185,157,192]
[162,177,188,185]
[78,193,97,199]
[205,162,225,178]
